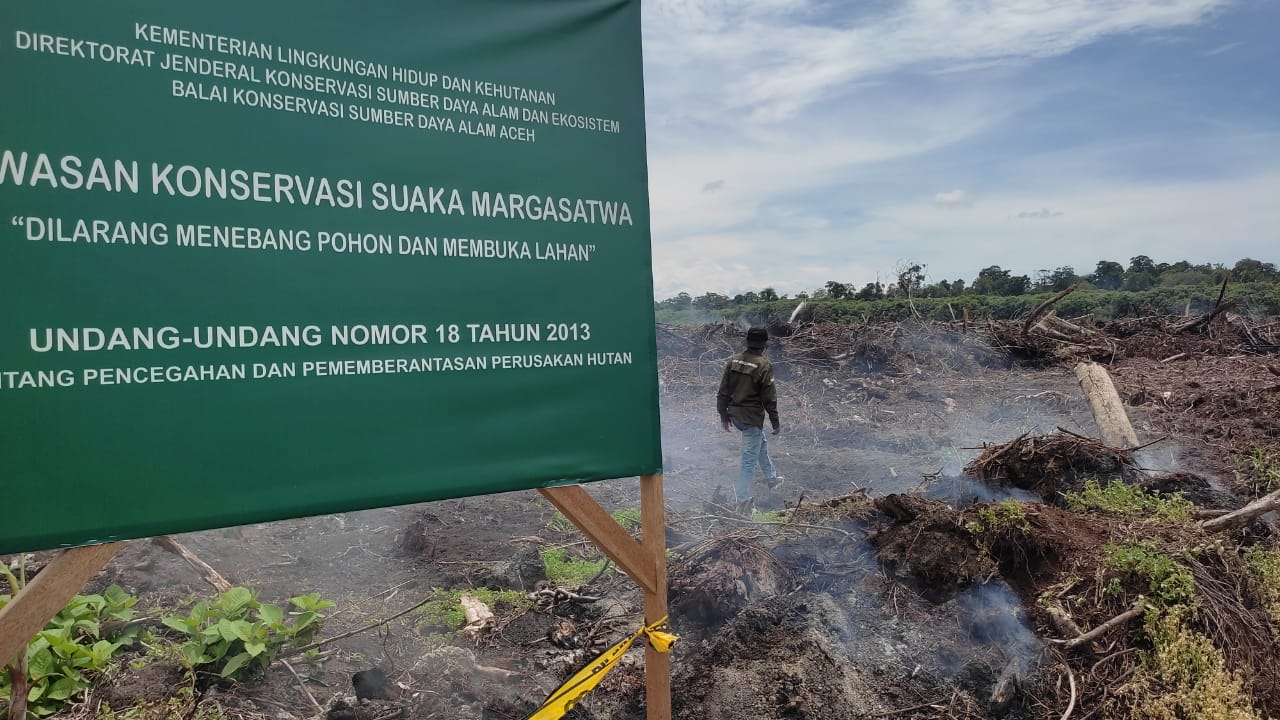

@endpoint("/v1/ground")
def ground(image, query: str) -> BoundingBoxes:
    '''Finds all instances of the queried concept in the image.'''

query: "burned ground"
[8,314,1280,720]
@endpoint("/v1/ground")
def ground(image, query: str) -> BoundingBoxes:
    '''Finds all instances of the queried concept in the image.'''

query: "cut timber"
[1074,361,1140,449]
[1200,489,1280,533]
[151,535,232,593]
[1045,605,1085,642]
[0,542,123,667]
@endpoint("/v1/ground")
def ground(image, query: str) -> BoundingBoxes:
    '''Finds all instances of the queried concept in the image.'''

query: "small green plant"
[0,585,137,717]
[161,587,334,683]
[1104,541,1195,607]
[966,499,1030,534]
[1244,545,1280,623]
[1065,479,1193,522]
[611,507,643,532]
[542,547,610,586]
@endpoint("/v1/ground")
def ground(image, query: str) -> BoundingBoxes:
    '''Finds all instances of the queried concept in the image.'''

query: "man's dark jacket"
[717,350,779,429]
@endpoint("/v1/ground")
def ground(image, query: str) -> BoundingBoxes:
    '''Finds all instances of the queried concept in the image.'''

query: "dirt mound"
[869,494,996,603]
[1140,471,1241,509]
[668,534,792,636]
[673,595,907,720]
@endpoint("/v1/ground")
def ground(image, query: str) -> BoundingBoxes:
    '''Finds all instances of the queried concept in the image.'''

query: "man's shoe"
[766,475,785,491]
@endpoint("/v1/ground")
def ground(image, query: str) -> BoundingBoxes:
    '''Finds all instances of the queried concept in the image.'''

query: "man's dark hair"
[746,326,769,348]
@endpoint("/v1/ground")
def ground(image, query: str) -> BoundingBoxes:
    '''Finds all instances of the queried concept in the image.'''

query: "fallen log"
[1074,362,1140,449]
[1200,489,1280,533]
[151,535,232,593]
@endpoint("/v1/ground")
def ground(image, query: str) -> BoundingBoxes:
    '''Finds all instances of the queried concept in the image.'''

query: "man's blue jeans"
[732,417,776,502]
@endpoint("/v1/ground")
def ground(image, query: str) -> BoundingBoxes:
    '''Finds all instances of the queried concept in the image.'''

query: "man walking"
[717,326,782,510]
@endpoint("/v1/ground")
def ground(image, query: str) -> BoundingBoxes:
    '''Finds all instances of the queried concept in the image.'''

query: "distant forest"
[655,256,1280,324]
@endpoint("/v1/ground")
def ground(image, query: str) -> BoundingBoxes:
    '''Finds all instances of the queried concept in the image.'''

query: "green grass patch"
[415,587,533,633]
[1066,479,1194,522]
[545,511,576,533]
[965,499,1031,534]
[611,507,642,532]
[542,548,610,587]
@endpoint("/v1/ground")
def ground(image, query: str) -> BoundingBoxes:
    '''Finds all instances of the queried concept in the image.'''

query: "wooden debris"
[527,583,603,609]
[151,535,232,593]
[460,593,495,640]
[1023,285,1079,337]
[965,432,1136,497]
[1200,489,1280,533]
[1170,298,1237,333]
[1051,601,1146,651]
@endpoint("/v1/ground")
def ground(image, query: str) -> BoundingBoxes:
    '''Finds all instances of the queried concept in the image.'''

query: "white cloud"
[639,0,1263,298]
[644,0,1228,126]
[1203,41,1243,56]
[934,189,971,207]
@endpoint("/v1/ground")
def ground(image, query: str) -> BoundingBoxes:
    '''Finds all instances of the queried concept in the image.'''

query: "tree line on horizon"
[655,256,1280,323]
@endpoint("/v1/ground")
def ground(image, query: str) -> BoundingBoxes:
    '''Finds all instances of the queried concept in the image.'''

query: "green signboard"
[0,1,661,554]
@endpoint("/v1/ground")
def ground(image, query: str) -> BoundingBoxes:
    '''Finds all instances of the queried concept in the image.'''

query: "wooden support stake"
[0,543,123,667]
[540,476,670,720]
[641,474,671,720]
[539,485,656,594]
[1073,361,1140,449]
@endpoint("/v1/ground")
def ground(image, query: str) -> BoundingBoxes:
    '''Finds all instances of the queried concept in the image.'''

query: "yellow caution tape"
[522,616,676,720]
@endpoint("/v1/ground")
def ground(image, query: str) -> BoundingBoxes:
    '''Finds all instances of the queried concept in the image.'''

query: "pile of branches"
[985,284,1280,365]
[965,430,1140,499]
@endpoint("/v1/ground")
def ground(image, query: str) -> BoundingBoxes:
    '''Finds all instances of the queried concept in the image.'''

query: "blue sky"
[640,0,1280,299]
